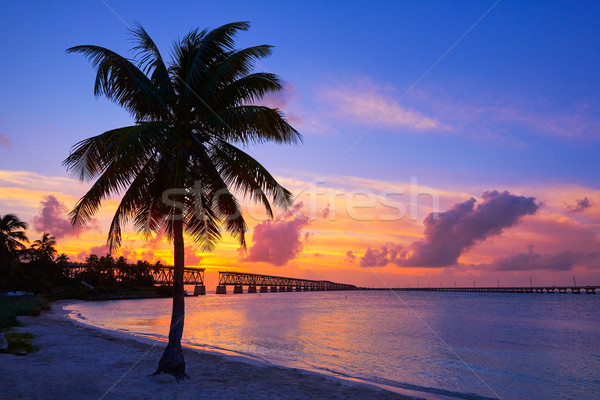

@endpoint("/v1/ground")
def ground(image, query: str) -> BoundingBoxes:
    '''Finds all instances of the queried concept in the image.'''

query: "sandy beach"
[0,303,422,400]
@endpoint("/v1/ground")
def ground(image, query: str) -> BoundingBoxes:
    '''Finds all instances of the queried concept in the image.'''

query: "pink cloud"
[76,244,110,262]
[360,243,403,268]
[318,80,448,131]
[321,203,330,219]
[32,195,98,238]
[483,247,599,272]
[257,82,302,124]
[566,197,594,213]
[185,245,202,266]
[408,88,600,141]
[0,134,11,150]
[244,203,309,266]
[353,191,539,269]
[398,191,539,268]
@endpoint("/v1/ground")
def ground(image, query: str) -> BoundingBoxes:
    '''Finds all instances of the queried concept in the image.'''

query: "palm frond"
[182,22,251,101]
[210,139,293,210]
[208,105,301,145]
[129,23,175,106]
[204,72,282,110]
[67,45,167,120]
[64,122,171,182]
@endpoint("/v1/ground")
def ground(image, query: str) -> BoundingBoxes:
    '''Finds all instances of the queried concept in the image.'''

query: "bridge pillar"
[260,286,268,293]
[279,286,286,292]
[248,285,257,293]
[286,286,293,292]
[295,286,302,292]
[572,288,581,294]
[233,285,243,294]
[270,286,278,292]
[310,286,315,291]
[193,285,206,295]
[216,285,227,294]
[585,288,596,294]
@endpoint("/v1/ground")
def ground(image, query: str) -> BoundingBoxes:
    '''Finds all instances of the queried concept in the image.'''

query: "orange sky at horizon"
[1,169,599,288]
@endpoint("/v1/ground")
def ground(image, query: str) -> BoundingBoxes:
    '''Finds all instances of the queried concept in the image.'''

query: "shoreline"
[0,300,436,400]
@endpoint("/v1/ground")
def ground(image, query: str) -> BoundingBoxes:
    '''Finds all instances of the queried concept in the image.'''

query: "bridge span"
[152,266,206,295]
[378,286,598,294]
[216,271,357,294]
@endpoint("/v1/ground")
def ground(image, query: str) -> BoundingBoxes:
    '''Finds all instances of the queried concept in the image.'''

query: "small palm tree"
[55,253,71,277]
[0,214,29,289]
[65,22,300,378]
[0,214,29,260]
[31,233,58,263]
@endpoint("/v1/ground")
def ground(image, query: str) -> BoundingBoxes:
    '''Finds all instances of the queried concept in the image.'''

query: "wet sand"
[0,304,424,400]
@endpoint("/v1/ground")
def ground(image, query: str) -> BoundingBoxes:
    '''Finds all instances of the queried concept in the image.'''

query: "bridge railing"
[152,267,205,285]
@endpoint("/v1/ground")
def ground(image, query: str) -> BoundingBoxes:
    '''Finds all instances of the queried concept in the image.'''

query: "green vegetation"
[2,332,38,354]
[1,215,169,299]
[0,295,48,330]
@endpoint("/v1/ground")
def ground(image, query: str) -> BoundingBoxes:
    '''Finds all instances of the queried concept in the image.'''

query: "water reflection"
[65,291,600,400]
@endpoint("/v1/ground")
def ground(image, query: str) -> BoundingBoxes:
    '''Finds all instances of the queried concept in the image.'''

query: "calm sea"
[64,291,600,400]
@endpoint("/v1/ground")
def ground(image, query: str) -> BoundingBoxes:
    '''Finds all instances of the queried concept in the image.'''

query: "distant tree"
[56,253,70,272]
[31,233,58,263]
[0,214,29,261]
[99,254,117,285]
[116,256,128,282]
[65,22,299,378]
[0,214,29,290]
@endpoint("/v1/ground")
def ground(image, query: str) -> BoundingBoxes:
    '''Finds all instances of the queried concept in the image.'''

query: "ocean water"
[64,291,600,400]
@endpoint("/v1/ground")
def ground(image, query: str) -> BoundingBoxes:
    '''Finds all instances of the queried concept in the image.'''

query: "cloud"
[244,203,309,266]
[397,191,539,268]
[566,197,593,213]
[322,203,330,219]
[319,80,448,131]
[480,245,600,271]
[76,244,110,261]
[258,82,302,124]
[360,243,403,267]
[409,88,600,141]
[304,232,312,242]
[185,245,202,266]
[345,250,356,264]
[0,134,11,150]
[32,195,96,238]
[352,191,540,268]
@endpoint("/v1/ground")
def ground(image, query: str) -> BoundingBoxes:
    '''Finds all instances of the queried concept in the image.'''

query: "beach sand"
[0,303,424,400]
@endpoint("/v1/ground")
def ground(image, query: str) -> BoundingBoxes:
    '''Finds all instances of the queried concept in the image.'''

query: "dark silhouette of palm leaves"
[65,22,300,377]
[65,21,300,252]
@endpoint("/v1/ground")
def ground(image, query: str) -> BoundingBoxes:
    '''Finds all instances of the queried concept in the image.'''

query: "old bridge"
[215,271,357,294]
[388,286,598,294]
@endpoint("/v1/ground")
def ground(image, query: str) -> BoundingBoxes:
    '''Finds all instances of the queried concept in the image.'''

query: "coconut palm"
[0,214,29,260]
[55,253,71,277]
[64,22,300,378]
[0,214,29,289]
[31,232,58,263]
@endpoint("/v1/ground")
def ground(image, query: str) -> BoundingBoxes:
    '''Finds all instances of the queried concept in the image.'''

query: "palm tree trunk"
[155,218,186,378]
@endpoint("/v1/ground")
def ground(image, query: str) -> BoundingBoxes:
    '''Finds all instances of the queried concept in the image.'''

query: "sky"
[1,0,599,288]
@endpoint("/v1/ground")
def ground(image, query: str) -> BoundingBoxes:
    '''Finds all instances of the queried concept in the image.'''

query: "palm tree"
[64,22,300,378]
[31,233,58,263]
[55,253,71,277]
[0,214,29,290]
[0,214,29,260]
